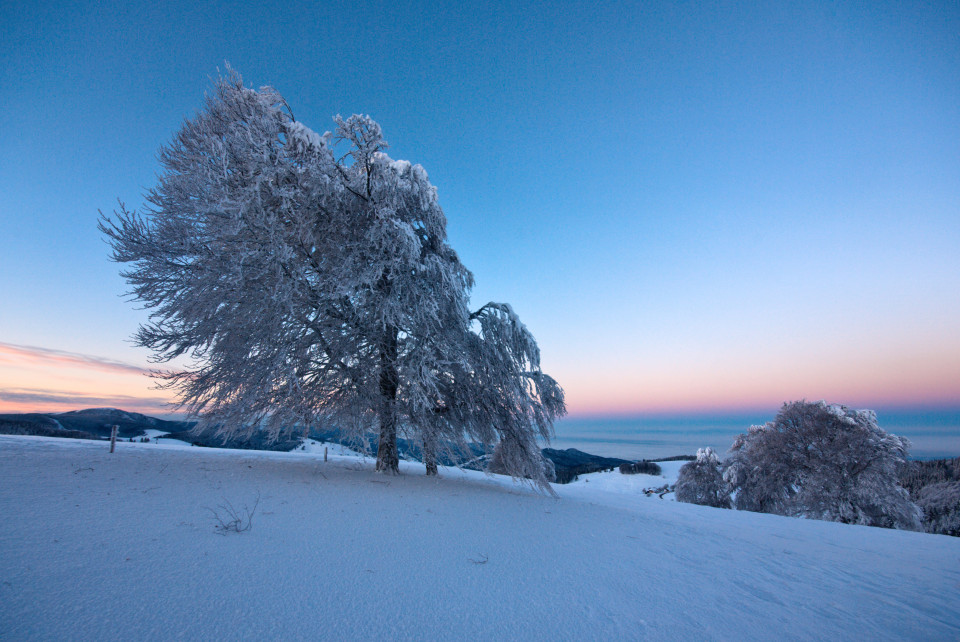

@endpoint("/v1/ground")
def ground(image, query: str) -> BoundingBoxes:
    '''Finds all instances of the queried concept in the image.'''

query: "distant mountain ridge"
[1,408,650,483]
[541,448,631,483]
[0,408,194,440]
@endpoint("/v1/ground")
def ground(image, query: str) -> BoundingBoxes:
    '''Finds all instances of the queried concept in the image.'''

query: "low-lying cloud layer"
[0,342,173,415]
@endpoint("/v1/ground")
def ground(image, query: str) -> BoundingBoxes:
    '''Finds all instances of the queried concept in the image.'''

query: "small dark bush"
[619,460,662,476]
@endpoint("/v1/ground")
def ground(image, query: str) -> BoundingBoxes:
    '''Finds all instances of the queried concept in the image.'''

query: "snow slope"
[564,460,685,498]
[1,435,958,640]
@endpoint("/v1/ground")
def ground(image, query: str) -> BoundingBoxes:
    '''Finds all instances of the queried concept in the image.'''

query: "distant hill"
[0,408,194,440]
[0,407,306,451]
[542,448,631,483]
[164,425,301,452]
[55,408,195,438]
[0,413,101,440]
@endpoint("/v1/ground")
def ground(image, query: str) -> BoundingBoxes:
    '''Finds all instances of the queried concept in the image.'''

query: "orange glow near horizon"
[0,343,174,416]
[557,339,960,418]
[2,337,958,420]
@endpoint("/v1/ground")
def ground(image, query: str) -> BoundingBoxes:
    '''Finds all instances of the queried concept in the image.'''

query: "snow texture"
[2,435,958,640]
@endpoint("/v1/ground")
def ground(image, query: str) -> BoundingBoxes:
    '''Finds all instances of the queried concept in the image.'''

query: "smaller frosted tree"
[724,401,922,530]
[675,447,731,508]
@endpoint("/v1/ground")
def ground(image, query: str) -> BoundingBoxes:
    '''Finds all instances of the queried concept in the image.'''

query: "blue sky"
[1,0,958,417]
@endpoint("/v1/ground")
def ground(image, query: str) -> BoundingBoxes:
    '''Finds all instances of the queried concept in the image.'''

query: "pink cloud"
[0,342,152,376]
[0,387,175,416]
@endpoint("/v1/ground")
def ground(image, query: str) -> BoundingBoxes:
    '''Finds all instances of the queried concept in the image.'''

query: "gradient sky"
[1,0,958,418]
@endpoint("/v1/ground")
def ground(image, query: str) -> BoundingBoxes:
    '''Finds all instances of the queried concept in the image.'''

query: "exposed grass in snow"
[1,435,958,640]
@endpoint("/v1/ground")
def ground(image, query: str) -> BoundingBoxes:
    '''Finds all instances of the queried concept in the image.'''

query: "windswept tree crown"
[100,71,564,486]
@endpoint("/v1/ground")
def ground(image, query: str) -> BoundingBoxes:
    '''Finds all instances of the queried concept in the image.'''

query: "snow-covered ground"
[296,438,367,458]
[141,428,192,446]
[1,435,958,640]
[565,460,685,499]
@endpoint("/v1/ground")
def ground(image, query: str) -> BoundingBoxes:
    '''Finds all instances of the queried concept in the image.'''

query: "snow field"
[565,460,685,498]
[1,435,958,640]
[140,429,192,446]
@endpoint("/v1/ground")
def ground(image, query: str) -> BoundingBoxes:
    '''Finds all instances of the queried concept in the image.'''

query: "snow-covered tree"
[723,401,922,530]
[99,71,564,485]
[675,447,731,508]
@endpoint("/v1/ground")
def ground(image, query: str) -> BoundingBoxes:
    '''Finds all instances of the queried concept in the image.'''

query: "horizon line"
[4,401,960,421]
[564,402,960,421]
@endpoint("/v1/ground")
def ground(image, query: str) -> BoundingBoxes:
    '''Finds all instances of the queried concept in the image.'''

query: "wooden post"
[324,446,328,462]
[109,425,118,453]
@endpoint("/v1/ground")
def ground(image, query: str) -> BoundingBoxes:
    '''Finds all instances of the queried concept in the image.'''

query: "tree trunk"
[375,324,400,473]
[423,436,438,476]
[376,413,399,473]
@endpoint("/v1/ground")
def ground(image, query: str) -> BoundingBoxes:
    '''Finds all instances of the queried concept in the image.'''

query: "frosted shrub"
[724,401,922,530]
[675,448,731,508]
